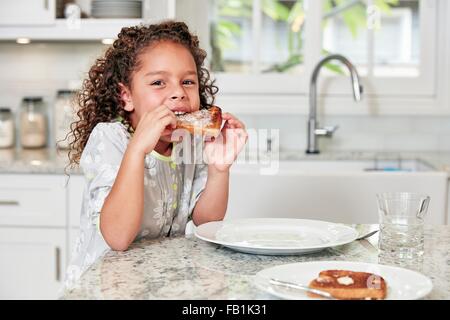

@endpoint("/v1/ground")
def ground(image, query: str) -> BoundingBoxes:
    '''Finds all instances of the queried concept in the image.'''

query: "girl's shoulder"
[82,122,131,157]
[90,122,131,140]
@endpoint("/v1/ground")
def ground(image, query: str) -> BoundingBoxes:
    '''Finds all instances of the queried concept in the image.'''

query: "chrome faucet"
[306,54,363,154]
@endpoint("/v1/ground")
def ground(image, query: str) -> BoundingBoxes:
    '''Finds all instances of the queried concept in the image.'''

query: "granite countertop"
[0,148,81,174]
[62,224,450,300]
[2,147,450,175]
[274,150,450,173]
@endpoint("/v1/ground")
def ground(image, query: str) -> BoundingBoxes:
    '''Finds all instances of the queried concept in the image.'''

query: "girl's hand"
[128,105,177,155]
[204,112,248,172]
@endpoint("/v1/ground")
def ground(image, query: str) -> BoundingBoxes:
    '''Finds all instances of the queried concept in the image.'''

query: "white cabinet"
[0,173,82,299]
[0,0,178,41]
[228,161,449,225]
[0,19,146,41]
[0,0,56,26]
[0,228,66,299]
[0,174,66,227]
[0,0,202,41]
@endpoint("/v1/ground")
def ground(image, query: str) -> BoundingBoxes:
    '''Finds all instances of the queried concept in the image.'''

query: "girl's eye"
[151,80,164,86]
[183,80,196,85]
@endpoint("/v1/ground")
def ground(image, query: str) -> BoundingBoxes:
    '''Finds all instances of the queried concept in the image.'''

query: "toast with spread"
[175,106,222,137]
[308,269,387,300]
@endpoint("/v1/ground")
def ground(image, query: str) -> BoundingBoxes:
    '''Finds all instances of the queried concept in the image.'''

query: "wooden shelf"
[0,18,148,41]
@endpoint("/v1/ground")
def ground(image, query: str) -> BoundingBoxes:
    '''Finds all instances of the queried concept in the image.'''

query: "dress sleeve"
[80,122,129,236]
[63,123,130,291]
[187,163,208,221]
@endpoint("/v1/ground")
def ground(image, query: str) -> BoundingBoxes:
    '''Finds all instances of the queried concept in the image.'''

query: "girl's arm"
[99,146,145,251]
[191,167,229,226]
[192,112,247,226]
[100,106,177,251]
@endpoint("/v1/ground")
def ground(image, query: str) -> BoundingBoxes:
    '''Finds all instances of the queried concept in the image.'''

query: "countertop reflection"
[61,224,450,300]
[2,148,450,175]
[0,147,81,174]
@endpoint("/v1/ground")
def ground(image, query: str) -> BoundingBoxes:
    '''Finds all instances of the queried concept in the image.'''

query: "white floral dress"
[62,122,208,291]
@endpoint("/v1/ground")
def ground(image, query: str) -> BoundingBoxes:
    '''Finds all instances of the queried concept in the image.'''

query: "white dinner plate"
[194,218,359,255]
[254,261,433,300]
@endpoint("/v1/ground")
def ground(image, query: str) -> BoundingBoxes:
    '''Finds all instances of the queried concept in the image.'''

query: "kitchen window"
[207,0,439,97]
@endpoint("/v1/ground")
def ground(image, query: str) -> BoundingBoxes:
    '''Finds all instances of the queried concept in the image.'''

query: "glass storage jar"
[54,90,76,149]
[0,107,15,148]
[20,96,48,149]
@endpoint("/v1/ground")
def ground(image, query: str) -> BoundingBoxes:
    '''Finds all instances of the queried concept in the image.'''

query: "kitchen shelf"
[0,18,150,41]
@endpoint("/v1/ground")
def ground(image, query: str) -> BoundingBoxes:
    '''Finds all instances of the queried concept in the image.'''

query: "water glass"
[376,192,430,260]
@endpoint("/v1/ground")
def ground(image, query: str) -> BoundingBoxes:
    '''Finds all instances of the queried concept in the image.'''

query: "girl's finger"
[226,119,245,130]
[224,114,245,129]
[223,120,233,129]
[234,119,245,129]
[221,112,237,122]
[158,107,177,120]
[155,105,175,119]
[143,107,169,126]
[160,113,177,129]
[149,104,170,118]
[222,112,239,122]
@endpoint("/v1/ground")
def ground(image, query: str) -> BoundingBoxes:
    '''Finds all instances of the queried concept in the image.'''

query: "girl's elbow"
[102,229,133,251]
[192,210,226,227]
[107,238,131,252]
[112,244,129,252]
[100,217,135,251]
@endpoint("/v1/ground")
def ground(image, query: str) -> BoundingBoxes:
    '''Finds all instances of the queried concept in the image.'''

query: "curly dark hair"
[67,20,218,169]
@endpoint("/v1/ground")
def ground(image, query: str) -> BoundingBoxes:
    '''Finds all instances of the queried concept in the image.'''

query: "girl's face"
[120,40,200,138]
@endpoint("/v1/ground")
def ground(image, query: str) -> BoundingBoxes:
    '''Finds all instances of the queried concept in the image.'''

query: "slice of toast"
[176,106,222,137]
[308,270,387,300]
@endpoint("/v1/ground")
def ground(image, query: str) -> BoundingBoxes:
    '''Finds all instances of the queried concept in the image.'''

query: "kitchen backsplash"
[239,115,450,152]
[1,42,450,152]
[0,42,105,148]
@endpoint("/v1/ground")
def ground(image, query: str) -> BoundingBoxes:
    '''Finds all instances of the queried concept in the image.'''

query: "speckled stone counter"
[2,147,450,175]
[273,150,450,174]
[61,224,450,300]
[0,148,81,174]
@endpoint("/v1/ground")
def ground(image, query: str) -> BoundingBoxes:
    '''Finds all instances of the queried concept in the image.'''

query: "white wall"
[1,41,450,153]
[238,114,450,152]
[0,42,106,148]
[0,42,104,108]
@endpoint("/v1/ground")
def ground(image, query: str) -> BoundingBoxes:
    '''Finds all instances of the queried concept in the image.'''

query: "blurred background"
[0,0,449,299]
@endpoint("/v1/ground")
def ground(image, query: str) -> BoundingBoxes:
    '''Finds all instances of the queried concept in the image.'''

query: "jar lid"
[0,107,11,113]
[23,96,43,102]
[57,89,77,95]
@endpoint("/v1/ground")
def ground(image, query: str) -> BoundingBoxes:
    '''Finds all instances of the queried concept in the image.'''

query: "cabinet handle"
[55,247,61,282]
[0,200,19,206]
[44,0,49,10]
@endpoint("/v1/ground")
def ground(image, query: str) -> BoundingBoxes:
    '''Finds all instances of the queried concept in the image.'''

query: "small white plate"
[254,261,433,300]
[194,218,359,255]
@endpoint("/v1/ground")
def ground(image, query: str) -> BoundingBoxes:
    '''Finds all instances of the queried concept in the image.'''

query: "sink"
[231,159,435,174]
[227,159,448,224]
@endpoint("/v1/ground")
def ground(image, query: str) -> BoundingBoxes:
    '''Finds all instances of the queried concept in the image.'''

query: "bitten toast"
[176,106,222,137]
[308,270,387,300]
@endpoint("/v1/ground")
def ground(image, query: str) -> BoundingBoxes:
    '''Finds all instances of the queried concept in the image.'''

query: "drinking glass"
[376,192,430,260]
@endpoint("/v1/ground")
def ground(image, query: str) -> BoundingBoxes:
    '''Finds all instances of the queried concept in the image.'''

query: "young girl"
[63,20,247,289]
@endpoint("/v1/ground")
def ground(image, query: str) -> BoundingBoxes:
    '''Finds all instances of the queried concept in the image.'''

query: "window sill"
[216,93,449,116]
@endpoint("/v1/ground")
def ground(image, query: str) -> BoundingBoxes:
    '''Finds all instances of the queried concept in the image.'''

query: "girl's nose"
[170,86,186,101]
[171,95,185,100]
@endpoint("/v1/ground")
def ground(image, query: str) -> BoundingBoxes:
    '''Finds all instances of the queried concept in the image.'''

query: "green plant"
[211,0,400,73]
